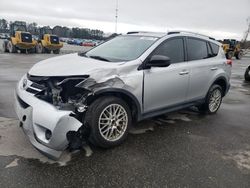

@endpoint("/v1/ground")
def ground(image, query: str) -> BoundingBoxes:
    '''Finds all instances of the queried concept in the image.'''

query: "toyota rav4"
[15,31,231,159]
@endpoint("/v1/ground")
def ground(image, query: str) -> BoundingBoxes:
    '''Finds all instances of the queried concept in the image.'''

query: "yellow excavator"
[221,39,243,59]
[2,21,36,53]
[36,26,63,54]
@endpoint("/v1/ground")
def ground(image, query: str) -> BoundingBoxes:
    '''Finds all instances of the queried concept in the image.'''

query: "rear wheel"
[235,51,243,60]
[20,49,26,53]
[7,41,17,53]
[226,51,234,59]
[53,49,60,54]
[36,43,44,53]
[198,84,223,114]
[245,66,250,81]
[45,48,51,54]
[27,48,35,54]
[84,96,131,148]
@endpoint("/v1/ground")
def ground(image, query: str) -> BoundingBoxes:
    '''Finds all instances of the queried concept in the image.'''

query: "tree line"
[0,18,108,40]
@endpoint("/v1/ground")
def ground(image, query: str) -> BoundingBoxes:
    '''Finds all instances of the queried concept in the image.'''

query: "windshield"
[84,35,158,62]
[13,25,26,32]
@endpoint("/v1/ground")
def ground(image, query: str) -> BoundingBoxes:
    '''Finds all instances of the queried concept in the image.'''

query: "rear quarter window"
[209,42,219,56]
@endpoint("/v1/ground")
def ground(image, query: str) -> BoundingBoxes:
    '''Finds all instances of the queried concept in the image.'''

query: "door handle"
[211,67,218,71]
[179,70,189,75]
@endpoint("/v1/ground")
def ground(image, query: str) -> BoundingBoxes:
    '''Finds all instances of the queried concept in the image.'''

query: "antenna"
[115,0,118,33]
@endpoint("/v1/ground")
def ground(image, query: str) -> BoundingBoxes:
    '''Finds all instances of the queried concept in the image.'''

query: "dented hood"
[29,53,121,76]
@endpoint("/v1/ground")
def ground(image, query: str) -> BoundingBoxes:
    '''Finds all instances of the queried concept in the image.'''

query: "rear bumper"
[44,43,63,50]
[14,76,82,159]
[16,42,36,49]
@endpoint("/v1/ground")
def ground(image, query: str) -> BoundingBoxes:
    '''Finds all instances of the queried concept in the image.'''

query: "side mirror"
[147,55,171,68]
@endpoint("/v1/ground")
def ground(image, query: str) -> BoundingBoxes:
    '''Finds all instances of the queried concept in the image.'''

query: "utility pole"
[115,0,118,33]
[242,17,250,48]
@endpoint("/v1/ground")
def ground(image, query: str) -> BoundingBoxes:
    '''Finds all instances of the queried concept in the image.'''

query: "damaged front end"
[15,72,130,159]
[14,74,96,159]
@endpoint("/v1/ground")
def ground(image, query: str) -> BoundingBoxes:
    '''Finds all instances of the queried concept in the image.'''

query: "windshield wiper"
[89,55,110,62]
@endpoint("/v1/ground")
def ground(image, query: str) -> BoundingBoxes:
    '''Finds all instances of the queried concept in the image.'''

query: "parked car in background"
[81,40,96,47]
[67,38,83,45]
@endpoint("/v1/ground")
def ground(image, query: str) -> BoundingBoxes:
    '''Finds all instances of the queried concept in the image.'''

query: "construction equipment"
[2,21,36,53]
[221,39,243,59]
[36,26,63,54]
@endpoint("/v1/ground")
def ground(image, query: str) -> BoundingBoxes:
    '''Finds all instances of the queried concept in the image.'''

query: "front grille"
[21,33,32,43]
[50,36,59,44]
[17,95,30,109]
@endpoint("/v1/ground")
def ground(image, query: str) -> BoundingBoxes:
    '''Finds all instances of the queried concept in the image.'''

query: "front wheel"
[84,96,132,148]
[198,85,223,114]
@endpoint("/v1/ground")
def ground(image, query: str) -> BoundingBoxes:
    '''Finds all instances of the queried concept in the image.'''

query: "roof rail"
[167,30,215,40]
[127,31,166,36]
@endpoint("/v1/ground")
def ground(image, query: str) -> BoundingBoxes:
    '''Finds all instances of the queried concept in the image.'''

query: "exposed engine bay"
[26,74,90,112]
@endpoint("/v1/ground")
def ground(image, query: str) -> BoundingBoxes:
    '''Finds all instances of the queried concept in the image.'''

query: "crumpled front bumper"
[14,76,83,160]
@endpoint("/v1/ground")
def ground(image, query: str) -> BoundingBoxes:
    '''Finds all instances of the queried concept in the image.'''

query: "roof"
[127,30,218,44]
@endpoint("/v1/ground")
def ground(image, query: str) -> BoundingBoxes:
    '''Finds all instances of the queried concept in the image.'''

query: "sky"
[0,0,249,40]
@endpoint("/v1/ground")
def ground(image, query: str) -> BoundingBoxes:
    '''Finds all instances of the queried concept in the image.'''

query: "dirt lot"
[0,51,250,187]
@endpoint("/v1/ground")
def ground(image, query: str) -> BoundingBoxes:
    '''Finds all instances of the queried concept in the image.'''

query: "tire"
[20,49,26,53]
[235,51,243,60]
[245,66,250,81]
[226,51,233,59]
[44,48,51,54]
[27,48,35,54]
[198,84,223,114]
[7,41,17,53]
[2,41,8,52]
[84,96,132,148]
[36,43,44,53]
[53,49,60,54]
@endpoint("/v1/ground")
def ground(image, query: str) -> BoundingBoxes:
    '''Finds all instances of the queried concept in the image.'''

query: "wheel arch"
[211,76,228,97]
[86,88,142,122]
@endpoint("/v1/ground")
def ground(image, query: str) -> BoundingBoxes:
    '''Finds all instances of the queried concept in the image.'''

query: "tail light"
[226,59,232,66]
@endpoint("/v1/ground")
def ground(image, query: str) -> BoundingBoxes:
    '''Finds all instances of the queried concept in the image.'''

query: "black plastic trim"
[93,88,142,120]
[17,95,30,109]
[141,98,204,120]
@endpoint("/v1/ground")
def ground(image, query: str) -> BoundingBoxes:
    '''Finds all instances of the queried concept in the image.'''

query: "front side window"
[151,38,185,63]
[84,35,158,62]
[187,38,208,61]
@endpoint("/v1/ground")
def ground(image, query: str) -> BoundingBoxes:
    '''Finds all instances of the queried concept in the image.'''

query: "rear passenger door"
[186,37,220,101]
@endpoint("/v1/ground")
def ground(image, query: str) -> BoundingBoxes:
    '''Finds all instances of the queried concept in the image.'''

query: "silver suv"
[15,31,231,159]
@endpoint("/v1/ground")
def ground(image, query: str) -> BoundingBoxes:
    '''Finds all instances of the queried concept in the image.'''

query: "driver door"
[143,37,190,113]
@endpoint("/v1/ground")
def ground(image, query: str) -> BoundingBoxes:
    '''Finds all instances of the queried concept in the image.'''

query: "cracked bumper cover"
[14,78,82,160]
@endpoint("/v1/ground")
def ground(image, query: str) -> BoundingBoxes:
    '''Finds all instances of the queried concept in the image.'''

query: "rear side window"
[187,38,208,61]
[152,38,185,63]
[209,42,219,56]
